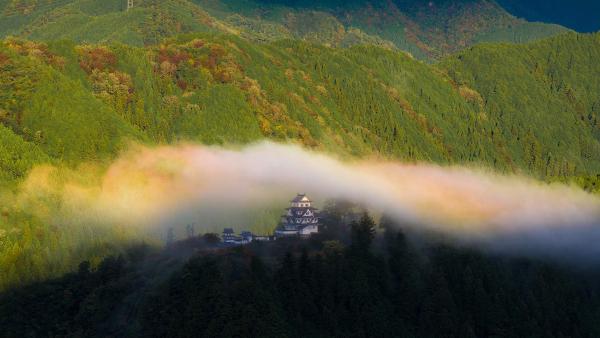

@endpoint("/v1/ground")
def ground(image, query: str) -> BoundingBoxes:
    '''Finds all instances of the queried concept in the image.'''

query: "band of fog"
[17,141,600,260]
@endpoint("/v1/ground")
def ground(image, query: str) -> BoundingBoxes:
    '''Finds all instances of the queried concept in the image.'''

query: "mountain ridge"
[0,0,572,59]
[0,0,599,293]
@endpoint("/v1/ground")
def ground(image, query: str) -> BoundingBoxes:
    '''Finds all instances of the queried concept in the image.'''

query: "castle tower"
[275,194,320,238]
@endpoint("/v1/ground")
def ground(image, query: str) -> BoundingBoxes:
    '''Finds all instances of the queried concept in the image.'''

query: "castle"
[274,194,320,237]
[222,193,320,244]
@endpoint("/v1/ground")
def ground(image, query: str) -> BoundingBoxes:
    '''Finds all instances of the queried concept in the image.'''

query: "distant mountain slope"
[498,0,600,33]
[0,124,49,184]
[1,32,599,183]
[0,0,570,59]
[442,32,600,175]
[0,0,232,46]
[1,29,600,292]
[1,0,599,299]
[0,38,142,164]
[193,0,569,58]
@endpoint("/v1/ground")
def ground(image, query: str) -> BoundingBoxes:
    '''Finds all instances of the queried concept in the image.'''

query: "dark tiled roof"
[291,193,310,202]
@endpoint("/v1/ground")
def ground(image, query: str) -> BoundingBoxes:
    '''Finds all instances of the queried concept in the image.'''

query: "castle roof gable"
[291,194,311,203]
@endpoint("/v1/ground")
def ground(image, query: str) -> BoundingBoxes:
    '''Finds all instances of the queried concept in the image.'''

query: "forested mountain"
[0,0,599,325]
[2,213,600,337]
[1,32,599,182]
[0,0,569,59]
[2,30,600,291]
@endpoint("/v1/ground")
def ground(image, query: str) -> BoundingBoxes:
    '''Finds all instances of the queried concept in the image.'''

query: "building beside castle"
[274,194,320,238]
[222,228,254,245]
[221,194,320,245]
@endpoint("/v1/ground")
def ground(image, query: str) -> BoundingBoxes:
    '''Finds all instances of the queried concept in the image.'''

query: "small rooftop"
[291,193,311,203]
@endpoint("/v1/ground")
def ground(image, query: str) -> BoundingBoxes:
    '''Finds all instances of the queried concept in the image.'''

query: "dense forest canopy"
[1,32,600,180]
[0,1,598,335]
[2,212,600,337]
[0,0,570,59]
[0,25,599,293]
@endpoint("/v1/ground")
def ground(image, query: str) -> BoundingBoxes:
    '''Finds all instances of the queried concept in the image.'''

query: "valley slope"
[0,0,599,292]
[0,0,570,59]
[1,32,599,184]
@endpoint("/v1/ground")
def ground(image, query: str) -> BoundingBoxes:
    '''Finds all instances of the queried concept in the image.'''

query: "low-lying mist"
[15,141,600,262]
